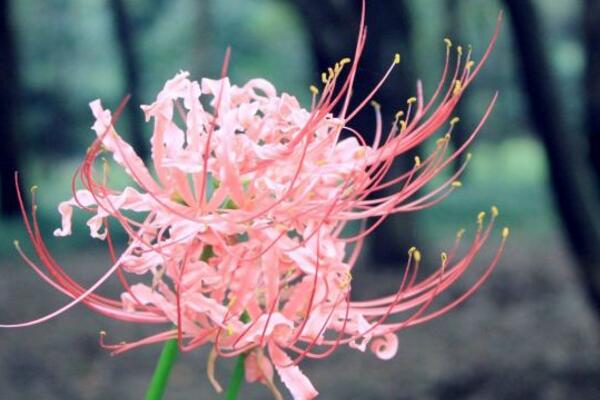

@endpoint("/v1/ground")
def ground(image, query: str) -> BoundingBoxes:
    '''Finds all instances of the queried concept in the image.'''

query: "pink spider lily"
[2,6,507,400]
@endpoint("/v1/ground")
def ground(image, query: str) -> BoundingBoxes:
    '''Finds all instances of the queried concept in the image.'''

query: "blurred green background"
[1,0,600,399]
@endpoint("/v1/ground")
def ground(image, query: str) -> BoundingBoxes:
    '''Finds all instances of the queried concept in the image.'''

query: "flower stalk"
[145,338,179,400]
[225,353,247,400]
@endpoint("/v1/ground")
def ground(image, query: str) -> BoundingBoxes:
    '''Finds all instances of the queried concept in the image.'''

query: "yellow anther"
[450,117,460,126]
[321,72,328,84]
[444,38,453,48]
[408,246,416,255]
[354,148,366,159]
[328,67,335,79]
[407,97,417,105]
[31,185,39,193]
[491,205,499,217]
[395,110,404,120]
[466,152,473,161]
[441,252,448,266]
[451,181,462,188]
[334,62,341,73]
[100,330,107,336]
[394,53,401,64]
[456,228,465,239]
[13,240,19,247]
[453,80,463,96]
[370,100,381,109]
[226,324,234,337]
[502,227,510,239]
[477,211,486,224]
[309,85,319,95]
[400,120,407,131]
[457,45,463,56]
[444,132,451,140]
[340,57,352,66]
[414,156,421,167]
[275,223,287,232]
[466,60,475,70]
[413,250,422,263]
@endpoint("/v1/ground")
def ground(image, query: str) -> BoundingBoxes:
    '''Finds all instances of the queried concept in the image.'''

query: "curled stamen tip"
[466,153,473,161]
[370,100,381,109]
[414,156,421,167]
[309,85,319,95]
[477,211,486,224]
[413,250,422,263]
[395,110,404,120]
[441,252,448,265]
[466,60,475,70]
[30,185,39,193]
[444,37,453,48]
[394,53,401,64]
[453,80,463,96]
[407,97,417,105]
[13,240,19,247]
[408,246,416,255]
[457,45,463,56]
[340,57,352,65]
[456,228,465,239]
[100,330,107,336]
[321,72,328,84]
[451,181,462,188]
[491,205,499,217]
[450,116,460,125]
[502,227,510,239]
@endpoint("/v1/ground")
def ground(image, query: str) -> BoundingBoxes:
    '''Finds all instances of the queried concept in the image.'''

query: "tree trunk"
[109,0,148,159]
[290,0,419,266]
[0,0,21,217]
[584,0,600,193]
[505,0,600,315]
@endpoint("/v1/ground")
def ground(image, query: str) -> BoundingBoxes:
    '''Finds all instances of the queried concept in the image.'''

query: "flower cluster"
[4,11,506,400]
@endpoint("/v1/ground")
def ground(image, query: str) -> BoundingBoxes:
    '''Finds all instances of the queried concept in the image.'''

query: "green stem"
[224,353,247,400]
[145,338,179,400]
[224,310,250,399]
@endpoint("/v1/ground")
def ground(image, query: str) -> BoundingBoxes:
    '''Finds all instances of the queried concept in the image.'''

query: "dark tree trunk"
[584,0,600,192]
[0,0,21,217]
[505,0,600,315]
[109,0,148,159]
[290,0,419,266]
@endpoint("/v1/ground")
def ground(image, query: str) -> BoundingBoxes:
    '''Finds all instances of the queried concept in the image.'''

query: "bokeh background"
[1,0,599,399]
